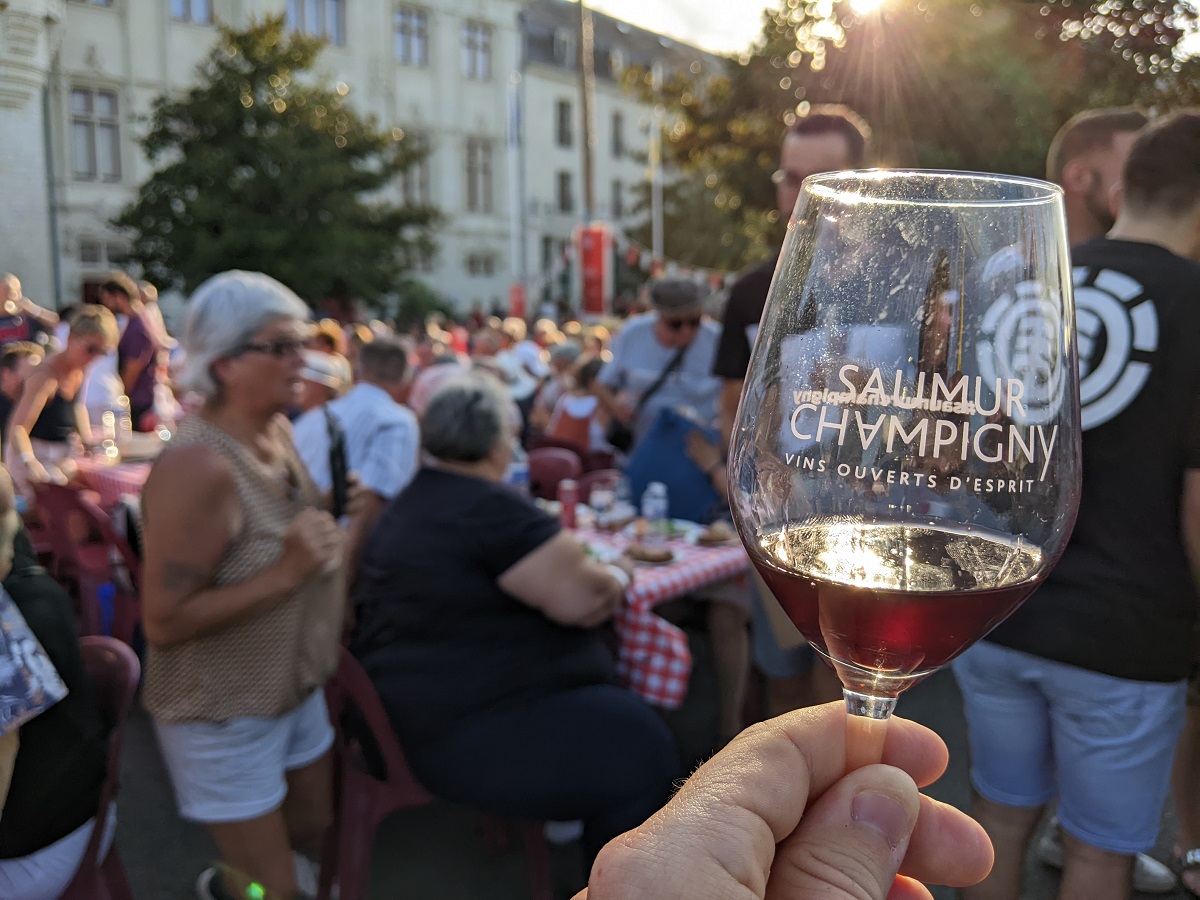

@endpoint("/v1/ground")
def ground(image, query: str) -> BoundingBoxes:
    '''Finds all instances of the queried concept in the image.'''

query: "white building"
[0,0,713,319]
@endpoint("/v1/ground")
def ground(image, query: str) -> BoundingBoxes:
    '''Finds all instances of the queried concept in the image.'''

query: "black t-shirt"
[0,528,108,858]
[986,239,1200,682]
[350,468,617,747]
[713,259,778,381]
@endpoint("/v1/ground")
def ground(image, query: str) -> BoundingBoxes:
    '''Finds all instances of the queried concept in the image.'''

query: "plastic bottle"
[640,481,669,546]
[97,582,116,637]
[504,443,530,494]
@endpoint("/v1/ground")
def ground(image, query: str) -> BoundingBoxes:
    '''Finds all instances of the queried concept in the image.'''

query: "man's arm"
[719,379,743,448]
[16,297,58,331]
[1182,470,1200,597]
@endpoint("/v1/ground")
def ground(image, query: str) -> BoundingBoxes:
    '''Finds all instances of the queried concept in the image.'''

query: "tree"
[626,0,1199,272]
[113,16,440,306]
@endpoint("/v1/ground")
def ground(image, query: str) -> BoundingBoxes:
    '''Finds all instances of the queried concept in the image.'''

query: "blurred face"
[99,288,132,316]
[0,354,40,399]
[297,378,335,412]
[216,317,309,412]
[775,131,856,222]
[653,312,704,350]
[67,333,114,369]
[1079,131,1139,233]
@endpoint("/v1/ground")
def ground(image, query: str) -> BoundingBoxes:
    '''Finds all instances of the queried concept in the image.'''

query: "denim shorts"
[953,641,1186,854]
[153,689,334,824]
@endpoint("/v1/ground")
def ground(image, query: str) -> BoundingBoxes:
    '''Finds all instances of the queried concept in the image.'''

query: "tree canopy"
[624,0,1200,272]
[114,17,440,306]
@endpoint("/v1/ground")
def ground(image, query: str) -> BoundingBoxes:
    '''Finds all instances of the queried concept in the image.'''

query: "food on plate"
[625,543,674,564]
[697,521,738,545]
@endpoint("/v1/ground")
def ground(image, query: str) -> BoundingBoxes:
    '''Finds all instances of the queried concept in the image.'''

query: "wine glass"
[728,171,1082,767]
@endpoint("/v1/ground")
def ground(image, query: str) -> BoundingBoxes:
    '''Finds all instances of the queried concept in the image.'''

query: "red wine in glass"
[728,170,1082,768]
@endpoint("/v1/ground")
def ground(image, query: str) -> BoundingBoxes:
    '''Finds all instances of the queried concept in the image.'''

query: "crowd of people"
[0,98,1199,900]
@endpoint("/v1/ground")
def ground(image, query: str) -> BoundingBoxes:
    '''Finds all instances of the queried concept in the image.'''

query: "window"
[555,100,572,148]
[465,137,493,213]
[394,6,428,66]
[611,111,625,158]
[611,179,624,219]
[170,0,211,23]
[466,253,497,276]
[556,171,573,214]
[71,0,112,7]
[286,0,345,45]
[609,46,625,75]
[70,87,121,182]
[462,21,492,80]
[400,133,431,206]
[79,238,128,266]
[553,29,575,67]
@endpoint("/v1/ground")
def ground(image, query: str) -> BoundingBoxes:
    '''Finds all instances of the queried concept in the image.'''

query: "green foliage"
[627,0,1199,272]
[391,277,454,329]
[113,16,441,306]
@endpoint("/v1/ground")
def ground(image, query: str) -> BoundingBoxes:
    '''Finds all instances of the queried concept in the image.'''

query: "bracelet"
[604,563,631,590]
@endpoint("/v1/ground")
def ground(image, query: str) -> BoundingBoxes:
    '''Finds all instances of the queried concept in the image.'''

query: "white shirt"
[293,382,420,500]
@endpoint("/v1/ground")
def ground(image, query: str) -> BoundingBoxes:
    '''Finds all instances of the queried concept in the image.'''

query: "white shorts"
[153,689,334,824]
[0,806,117,900]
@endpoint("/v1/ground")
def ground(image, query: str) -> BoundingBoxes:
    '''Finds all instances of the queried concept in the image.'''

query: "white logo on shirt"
[977,280,1066,427]
[1072,267,1158,431]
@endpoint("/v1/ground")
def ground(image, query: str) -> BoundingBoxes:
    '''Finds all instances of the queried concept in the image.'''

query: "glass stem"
[844,689,897,770]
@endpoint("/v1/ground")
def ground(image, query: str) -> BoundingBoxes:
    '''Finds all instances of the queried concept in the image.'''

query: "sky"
[583,0,1200,58]
[584,0,775,55]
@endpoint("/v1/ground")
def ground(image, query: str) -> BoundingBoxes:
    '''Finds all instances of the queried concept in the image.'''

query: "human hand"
[577,703,993,900]
[340,472,372,520]
[279,507,343,583]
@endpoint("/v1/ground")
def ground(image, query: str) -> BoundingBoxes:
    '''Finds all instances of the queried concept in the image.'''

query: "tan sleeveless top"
[142,415,345,723]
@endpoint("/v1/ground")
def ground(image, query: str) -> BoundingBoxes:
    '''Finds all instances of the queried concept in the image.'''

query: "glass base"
[844,689,896,769]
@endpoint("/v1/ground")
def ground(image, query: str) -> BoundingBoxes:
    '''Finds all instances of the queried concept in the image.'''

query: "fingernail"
[851,790,909,848]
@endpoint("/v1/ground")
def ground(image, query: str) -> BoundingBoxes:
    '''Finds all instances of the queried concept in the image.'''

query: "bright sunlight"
[849,0,886,15]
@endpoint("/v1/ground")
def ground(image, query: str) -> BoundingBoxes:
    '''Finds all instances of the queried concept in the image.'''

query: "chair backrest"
[32,483,142,644]
[324,648,434,807]
[60,636,140,900]
[527,447,583,501]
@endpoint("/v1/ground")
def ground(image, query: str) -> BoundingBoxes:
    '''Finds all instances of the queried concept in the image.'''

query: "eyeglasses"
[235,337,306,358]
[663,317,702,332]
[771,169,806,190]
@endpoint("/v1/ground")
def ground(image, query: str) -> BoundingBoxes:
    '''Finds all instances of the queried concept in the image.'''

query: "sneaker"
[293,853,338,900]
[1034,823,1176,893]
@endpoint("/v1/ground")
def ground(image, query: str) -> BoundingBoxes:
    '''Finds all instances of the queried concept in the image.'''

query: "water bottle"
[504,443,530,494]
[641,481,669,546]
[97,582,116,637]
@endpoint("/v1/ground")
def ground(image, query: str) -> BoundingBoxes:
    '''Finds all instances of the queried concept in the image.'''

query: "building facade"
[0,0,711,318]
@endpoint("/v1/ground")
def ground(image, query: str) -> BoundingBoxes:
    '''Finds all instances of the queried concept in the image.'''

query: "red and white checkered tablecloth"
[575,528,750,709]
[75,458,152,508]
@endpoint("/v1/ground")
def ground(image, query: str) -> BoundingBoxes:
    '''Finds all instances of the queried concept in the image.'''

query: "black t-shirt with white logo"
[986,238,1200,682]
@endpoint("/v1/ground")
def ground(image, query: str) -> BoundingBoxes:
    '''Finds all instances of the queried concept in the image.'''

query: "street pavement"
[115,640,1191,899]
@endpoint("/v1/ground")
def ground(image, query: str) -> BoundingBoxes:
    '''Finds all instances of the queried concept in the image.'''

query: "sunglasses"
[235,337,307,358]
[663,317,702,332]
[83,342,108,358]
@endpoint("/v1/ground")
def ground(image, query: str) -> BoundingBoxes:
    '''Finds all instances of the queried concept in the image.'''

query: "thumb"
[767,764,921,900]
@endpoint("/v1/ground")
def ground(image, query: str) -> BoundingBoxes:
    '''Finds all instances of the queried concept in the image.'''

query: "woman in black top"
[6,306,118,494]
[352,372,679,863]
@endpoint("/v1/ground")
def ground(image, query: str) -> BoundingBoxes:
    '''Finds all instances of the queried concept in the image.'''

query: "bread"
[626,543,674,563]
[697,521,738,545]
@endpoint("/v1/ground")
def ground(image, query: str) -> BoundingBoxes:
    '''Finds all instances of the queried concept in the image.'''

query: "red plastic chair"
[318,650,553,900]
[31,483,142,646]
[527,447,583,501]
[60,635,140,900]
[528,435,613,473]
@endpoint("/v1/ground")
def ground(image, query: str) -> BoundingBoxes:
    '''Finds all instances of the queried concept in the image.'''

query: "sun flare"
[849,0,886,15]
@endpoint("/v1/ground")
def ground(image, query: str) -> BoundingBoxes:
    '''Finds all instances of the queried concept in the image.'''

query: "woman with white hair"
[140,271,351,900]
[351,372,679,869]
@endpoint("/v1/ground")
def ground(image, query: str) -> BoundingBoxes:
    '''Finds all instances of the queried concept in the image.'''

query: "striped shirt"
[293,382,419,500]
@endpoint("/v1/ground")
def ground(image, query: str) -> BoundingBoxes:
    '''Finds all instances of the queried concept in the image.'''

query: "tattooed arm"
[140,444,311,648]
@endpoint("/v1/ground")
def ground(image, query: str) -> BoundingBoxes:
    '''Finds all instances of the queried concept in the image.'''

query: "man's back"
[293,381,420,501]
[986,236,1200,682]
